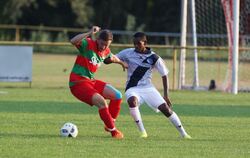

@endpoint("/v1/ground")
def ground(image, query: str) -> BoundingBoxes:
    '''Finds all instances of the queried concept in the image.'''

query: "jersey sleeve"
[154,57,169,76]
[116,49,128,61]
[105,51,112,59]
[75,38,88,54]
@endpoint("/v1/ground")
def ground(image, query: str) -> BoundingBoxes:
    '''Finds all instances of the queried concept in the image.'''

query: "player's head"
[97,29,113,51]
[133,32,147,53]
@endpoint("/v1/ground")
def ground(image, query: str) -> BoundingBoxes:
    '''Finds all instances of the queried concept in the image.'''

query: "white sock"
[129,106,146,132]
[169,112,188,137]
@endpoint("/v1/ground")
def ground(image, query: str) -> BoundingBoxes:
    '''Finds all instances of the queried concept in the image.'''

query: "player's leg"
[94,80,123,139]
[158,104,191,138]
[127,97,147,138]
[101,83,122,120]
[143,87,191,139]
[70,81,123,139]
[126,88,147,138]
[92,93,123,139]
[91,93,114,129]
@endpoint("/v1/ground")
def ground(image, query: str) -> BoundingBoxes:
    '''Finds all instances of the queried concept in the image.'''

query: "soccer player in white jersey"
[105,32,191,139]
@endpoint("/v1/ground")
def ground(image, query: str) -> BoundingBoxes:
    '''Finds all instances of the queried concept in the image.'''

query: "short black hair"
[133,32,147,45]
[98,29,113,41]
[133,32,146,39]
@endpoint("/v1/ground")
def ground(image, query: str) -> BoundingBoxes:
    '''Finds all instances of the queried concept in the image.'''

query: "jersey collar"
[134,47,151,54]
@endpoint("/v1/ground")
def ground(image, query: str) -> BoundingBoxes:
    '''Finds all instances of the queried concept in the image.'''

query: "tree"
[147,0,181,32]
[0,0,181,33]
[0,0,93,28]
[0,0,35,24]
[91,0,128,30]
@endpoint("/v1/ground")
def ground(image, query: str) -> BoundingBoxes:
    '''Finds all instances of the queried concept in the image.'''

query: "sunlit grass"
[0,53,250,158]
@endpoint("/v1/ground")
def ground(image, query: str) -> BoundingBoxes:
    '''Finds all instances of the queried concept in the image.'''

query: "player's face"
[134,37,147,53]
[97,39,112,51]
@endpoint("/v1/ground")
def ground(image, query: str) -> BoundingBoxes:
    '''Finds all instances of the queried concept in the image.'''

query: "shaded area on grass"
[0,101,250,118]
[0,133,59,139]
[172,104,250,118]
[0,101,95,114]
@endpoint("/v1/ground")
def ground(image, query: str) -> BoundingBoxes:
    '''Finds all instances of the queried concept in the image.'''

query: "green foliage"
[91,0,128,29]
[69,0,93,27]
[0,0,181,32]
[55,30,69,42]
[125,14,136,31]
[31,31,50,42]
[0,0,184,44]
[147,0,181,32]
[0,0,93,27]
[0,30,15,40]
[0,0,35,23]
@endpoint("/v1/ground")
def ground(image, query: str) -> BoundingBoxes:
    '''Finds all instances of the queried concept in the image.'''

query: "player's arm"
[70,26,101,45]
[162,75,172,107]
[155,57,172,107]
[104,55,128,71]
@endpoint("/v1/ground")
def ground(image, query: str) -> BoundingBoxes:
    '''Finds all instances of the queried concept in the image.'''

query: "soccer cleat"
[182,134,192,139]
[111,129,124,139]
[140,131,148,138]
[104,126,124,139]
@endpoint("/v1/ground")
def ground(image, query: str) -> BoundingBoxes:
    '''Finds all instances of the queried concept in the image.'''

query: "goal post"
[179,0,188,89]
[232,0,240,94]
[179,0,243,94]
[190,0,199,88]
[221,0,240,94]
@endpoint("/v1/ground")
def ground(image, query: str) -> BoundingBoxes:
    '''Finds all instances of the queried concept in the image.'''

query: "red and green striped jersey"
[69,38,111,86]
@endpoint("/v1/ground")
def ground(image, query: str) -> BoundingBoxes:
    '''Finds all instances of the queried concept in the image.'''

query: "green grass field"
[0,54,250,158]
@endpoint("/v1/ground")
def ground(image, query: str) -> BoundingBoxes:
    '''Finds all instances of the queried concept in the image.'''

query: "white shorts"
[125,86,166,113]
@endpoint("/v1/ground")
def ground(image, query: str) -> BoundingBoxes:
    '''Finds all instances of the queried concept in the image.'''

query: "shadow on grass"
[0,132,117,140]
[0,101,250,118]
[0,132,59,139]
[0,101,96,114]
[172,104,250,118]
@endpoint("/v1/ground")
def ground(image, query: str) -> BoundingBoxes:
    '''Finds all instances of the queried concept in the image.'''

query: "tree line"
[0,0,181,32]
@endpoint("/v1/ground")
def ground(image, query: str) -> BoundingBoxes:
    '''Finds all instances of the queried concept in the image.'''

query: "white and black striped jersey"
[116,48,169,91]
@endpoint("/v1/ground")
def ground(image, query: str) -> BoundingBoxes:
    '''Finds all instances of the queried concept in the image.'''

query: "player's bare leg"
[102,84,122,120]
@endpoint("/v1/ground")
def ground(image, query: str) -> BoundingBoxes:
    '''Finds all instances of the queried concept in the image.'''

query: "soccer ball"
[60,122,78,138]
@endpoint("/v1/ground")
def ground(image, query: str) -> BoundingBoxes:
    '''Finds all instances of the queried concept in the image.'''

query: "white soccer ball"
[60,122,78,138]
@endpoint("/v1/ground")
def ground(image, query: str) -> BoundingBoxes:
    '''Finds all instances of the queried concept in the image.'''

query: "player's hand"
[164,96,172,108]
[91,26,101,34]
[110,55,128,71]
[121,62,128,71]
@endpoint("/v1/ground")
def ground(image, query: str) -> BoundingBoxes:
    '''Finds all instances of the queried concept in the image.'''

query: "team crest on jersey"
[90,56,98,65]
[146,58,153,64]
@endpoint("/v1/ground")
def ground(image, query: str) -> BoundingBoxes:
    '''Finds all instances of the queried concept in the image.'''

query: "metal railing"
[1,24,250,91]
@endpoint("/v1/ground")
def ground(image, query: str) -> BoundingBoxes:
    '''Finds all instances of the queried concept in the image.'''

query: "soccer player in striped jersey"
[105,32,191,139]
[69,26,128,139]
